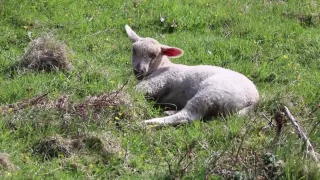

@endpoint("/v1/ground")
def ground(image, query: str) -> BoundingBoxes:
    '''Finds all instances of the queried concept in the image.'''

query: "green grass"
[1,0,320,179]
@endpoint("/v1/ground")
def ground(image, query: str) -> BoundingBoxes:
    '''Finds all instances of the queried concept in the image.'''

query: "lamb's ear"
[161,45,184,58]
[125,25,141,43]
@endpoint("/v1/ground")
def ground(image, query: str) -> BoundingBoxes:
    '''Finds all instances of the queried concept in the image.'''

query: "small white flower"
[160,16,165,23]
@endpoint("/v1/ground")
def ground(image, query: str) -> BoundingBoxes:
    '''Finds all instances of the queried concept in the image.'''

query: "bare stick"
[261,113,273,126]
[261,113,274,133]
[283,106,319,162]
[112,80,129,98]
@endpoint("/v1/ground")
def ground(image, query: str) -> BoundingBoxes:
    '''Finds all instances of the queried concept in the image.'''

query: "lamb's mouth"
[133,69,145,80]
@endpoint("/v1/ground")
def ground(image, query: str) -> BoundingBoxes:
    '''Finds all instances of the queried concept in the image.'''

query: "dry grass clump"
[33,133,123,160]
[1,94,49,113]
[74,91,132,119]
[33,135,73,159]
[0,153,15,171]
[206,150,285,179]
[73,132,123,156]
[20,35,72,71]
[1,83,134,121]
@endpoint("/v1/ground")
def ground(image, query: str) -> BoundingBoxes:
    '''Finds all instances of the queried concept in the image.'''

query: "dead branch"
[283,106,319,162]
[261,113,273,126]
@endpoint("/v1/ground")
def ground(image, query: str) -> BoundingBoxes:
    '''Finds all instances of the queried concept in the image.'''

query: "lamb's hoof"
[143,119,158,125]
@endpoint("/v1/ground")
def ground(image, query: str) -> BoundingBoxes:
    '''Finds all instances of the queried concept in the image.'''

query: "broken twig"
[283,106,319,162]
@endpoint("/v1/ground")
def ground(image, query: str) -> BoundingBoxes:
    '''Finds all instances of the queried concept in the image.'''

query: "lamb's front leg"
[136,77,168,99]
[144,109,201,126]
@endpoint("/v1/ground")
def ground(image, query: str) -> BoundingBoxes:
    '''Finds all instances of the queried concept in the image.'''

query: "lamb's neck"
[149,56,175,73]
[159,56,174,67]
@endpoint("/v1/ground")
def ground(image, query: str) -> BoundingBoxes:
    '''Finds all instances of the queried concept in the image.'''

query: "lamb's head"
[125,25,183,80]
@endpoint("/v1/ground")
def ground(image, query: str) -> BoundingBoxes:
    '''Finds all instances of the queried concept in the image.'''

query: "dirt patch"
[33,132,123,160]
[20,35,72,71]
[0,153,15,171]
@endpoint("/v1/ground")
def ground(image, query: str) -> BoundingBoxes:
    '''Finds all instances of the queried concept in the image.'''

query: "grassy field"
[1,0,320,179]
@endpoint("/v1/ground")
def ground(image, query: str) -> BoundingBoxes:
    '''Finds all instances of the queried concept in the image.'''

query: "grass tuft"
[19,35,72,71]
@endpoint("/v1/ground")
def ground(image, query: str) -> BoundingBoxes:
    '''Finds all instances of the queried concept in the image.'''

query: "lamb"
[125,25,259,126]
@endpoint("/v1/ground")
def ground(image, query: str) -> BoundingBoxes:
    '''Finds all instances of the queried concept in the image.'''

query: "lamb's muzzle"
[125,24,259,126]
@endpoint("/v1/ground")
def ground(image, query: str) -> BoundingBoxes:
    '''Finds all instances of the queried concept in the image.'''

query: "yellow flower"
[297,75,301,80]
[115,117,120,120]
[155,147,162,156]
[282,55,288,60]
[23,26,28,29]
[119,151,123,156]
[58,153,64,158]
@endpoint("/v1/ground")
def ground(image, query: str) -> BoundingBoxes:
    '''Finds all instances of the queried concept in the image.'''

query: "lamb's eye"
[149,53,156,59]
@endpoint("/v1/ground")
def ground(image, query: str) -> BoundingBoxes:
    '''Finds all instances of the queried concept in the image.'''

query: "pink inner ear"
[162,48,182,57]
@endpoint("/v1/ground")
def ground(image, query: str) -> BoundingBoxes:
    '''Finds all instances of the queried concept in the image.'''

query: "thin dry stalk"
[7,93,48,111]
[261,113,273,133]
[283,106,319,162]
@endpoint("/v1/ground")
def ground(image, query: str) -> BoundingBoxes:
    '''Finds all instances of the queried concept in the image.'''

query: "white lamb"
[125,25,259,126]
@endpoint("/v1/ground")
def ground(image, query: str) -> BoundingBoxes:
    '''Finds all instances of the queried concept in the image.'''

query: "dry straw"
[20,35,72,71]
